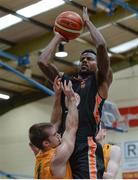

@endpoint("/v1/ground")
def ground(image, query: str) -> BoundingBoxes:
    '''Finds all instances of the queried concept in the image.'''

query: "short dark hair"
[29,122,53,150]
[80,49,96,56]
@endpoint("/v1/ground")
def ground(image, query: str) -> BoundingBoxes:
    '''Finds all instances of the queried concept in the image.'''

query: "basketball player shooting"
[38,7,113,179]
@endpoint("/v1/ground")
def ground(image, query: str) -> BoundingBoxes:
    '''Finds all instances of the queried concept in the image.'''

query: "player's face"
[48,127,61,148]
[79,52,97,74]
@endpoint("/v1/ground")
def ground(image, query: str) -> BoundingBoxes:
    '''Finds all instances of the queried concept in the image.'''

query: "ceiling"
[0,0,138,114]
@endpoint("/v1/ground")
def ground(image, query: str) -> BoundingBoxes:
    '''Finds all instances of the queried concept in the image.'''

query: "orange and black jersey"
[59,72,105,179]
[103,144,111,172]
[34,148,72,179]
[59,72,105,142]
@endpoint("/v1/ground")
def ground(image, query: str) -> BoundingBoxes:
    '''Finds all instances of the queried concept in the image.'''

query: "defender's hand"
[53,76,62,95]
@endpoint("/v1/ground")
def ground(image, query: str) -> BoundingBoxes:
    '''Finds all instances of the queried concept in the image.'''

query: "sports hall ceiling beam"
[63,0,96,14]
[0,86,21,94]
[0,78,38,90]
[89,0,138,27]
[7,0,138,56]
[115,23,138,36]
[0,6,53,31]
[8,32,53,56]
[112,56,138,72]
[0,38,16,46]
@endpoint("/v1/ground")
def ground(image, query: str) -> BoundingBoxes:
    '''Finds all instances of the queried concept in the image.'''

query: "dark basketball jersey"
[59,72,105,141]
[59,72,105,178]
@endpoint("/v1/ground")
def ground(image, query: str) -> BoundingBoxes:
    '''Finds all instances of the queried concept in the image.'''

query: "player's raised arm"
[38,32,65,83]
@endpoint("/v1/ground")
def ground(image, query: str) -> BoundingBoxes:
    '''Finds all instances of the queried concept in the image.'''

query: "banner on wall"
[101,101,138,132]
[119,106,138,128]
[122,140,138,179]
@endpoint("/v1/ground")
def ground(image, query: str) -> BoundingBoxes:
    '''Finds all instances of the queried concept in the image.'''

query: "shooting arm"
[83,7,112,87]
[38,33,64,83]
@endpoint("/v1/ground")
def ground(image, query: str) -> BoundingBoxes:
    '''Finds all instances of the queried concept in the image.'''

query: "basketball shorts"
[69,136,105,179]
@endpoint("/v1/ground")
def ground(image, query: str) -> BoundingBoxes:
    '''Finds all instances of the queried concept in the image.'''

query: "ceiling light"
[0,0,65,30]
[0,93,10,100]
[55,43,68,58]
[0,14,22,30]
[55,52,68,58]
[110,38,138,53]
[17,0,65,18]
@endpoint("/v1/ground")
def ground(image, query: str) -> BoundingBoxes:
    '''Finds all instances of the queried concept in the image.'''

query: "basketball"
[54,11,84,40]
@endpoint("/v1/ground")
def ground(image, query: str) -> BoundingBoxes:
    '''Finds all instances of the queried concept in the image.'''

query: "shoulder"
[103,144,112,155]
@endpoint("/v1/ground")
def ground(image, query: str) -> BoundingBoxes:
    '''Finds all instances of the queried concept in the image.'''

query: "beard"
[78,68,93,78]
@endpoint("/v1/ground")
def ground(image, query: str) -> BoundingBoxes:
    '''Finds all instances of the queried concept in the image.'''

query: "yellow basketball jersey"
[34,148,72,179]
[103,144,111,171]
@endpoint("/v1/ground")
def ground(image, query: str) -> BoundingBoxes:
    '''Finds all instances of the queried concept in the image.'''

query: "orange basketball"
[54,11,84,40]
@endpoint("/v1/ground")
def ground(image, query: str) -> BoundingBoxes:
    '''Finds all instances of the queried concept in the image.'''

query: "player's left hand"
[82,6,90,23]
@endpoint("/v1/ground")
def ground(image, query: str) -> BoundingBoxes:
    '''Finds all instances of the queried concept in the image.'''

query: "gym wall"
[0,65,138,178]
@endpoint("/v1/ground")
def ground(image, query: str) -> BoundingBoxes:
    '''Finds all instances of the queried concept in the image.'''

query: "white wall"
[105,127,138,178]
[0,97,54,177]
[109,65,138,107]
[107,65,138,178]
[0,65,138,178]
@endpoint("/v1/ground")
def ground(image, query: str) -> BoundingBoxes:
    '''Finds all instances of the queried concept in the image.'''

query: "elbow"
[97,42,106,49]
[38,55,46,65]
[37,58,49,70]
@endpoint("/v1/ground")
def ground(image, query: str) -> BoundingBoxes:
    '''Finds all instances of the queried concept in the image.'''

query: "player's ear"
[43,140,49,148]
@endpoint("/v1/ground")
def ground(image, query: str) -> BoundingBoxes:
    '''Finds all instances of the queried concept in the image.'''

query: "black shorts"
[69,137,104,179]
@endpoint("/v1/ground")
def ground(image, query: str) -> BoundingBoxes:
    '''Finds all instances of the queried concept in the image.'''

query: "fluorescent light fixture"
[17,0,65,18]
[0,93,10,100]
[55,52,68,58]
[0,0,65,30]
[0,14,22,30]
[55,42,68,57]
[110,38,138,53]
